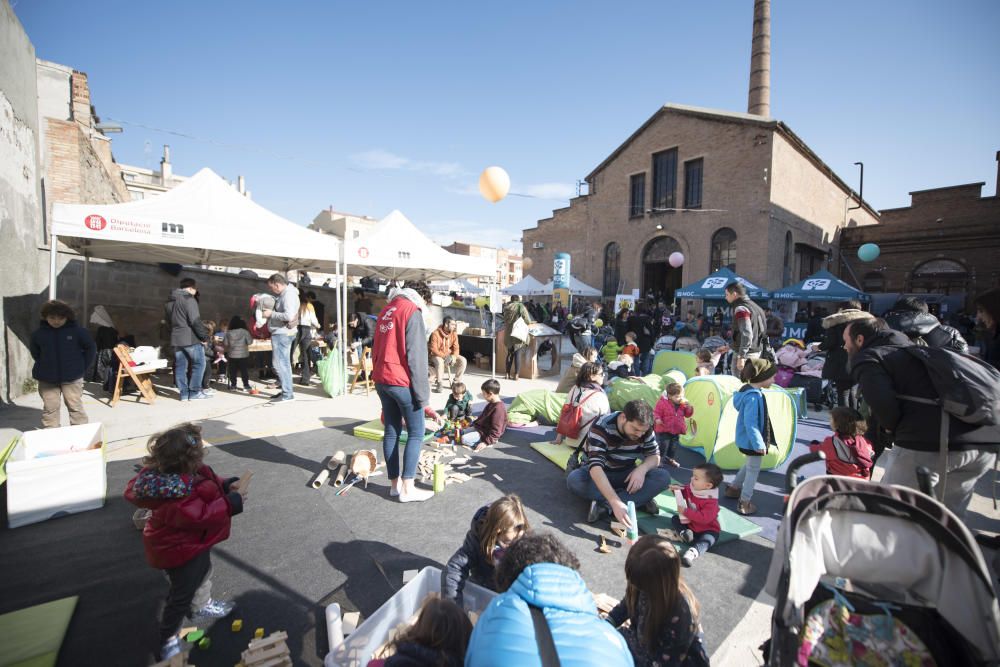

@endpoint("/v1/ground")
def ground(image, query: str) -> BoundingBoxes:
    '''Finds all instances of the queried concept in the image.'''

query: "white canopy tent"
[50,168,352,391]
[429,278,485,295]
[346,210,491,282]
[540,276,602,297]
[501,275,547,296]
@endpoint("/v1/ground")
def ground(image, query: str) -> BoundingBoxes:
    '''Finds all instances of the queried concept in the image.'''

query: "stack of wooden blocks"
[241,631,292,667]
[416,450,486,487]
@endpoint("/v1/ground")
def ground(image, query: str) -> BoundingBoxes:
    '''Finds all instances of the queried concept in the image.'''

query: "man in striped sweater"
[566,400,672,526]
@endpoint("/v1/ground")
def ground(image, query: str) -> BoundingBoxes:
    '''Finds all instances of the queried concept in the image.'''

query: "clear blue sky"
[15,1,1000,250]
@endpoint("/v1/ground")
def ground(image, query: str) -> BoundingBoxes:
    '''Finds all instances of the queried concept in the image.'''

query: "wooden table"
[495,324,562,380]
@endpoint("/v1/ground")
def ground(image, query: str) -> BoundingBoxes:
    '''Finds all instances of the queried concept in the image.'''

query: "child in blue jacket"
[724,358,777,516]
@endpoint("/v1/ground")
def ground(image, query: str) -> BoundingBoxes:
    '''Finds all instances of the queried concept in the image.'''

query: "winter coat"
[984,329,1000,371]
[627,313,654,353]
[164,289,208,347]
[472,401,508,446]
[774,344,809,370]
[556,352,590,394]
[654,397,693,435]
[267,286,300,336]
[731,297,768,358]
[224,328,253,359]
[809,434,874,479]
[350,316,375,348]
[562,383,611,448]
[465,563,633,667]
[849,328,1000,452]
[442,505,498,604]
[883,309,969,353]
[368,642,463,667]
[820,309,873,385]
[429,326,460,359]
[607,591,708,667]
[502,302,532,351]
[372,290,430,407]
[124,464,243,570]
[445,390,474,419]
[30,320,96,384]
[732,386,773,456]
[679,484,720,534]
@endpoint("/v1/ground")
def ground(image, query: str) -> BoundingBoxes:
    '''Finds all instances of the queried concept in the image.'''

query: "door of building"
[642,236,682,302]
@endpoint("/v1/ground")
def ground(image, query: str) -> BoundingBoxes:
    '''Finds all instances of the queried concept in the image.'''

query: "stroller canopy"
[674,267,769,300]
[771,269,869,303]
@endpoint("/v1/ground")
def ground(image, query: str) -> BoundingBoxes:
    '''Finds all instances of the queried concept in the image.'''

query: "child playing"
[201,320,218,394]
[809,407,874,479]
[224,316,254,392]
[366,594,472,667]
[694,346,727,376]
[606,535,708,666]
[621,332,640,374]
[724,358,778,515]
[29,299,96,429]
[653,383,693,467]
[669,463,723,567]
[442,494,530,604]
[445,381,474,421]
[124,423,247,660]
[607,353,635,380]
[462,379,508,453]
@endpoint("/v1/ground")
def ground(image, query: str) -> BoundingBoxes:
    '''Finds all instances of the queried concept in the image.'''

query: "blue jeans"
[656,433,679,461]
[639,350,653,375]
[732,454,763,502]
[671,514,719,556]
[376,384,425,480]
[270,333,294,399]
[566,465,671,509]
[174,343,206,399]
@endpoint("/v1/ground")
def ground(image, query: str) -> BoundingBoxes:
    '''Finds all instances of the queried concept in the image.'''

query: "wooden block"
[232,619,244,632]
[492,473,504,481]
[254,628,265,639]
[451,457,469,465]
[467,471,485,478]
[342,611,360,634]
[597,535,611,553]
[449,472,472,482]
[238,470,253,493]
[402,569,418,583]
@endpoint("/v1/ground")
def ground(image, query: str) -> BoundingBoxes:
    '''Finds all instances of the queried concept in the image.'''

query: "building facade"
[309,207,378,241]
[521,104,880,306]
[841,155,1000,313]
[442,242,521,289]
[118,145,187,200]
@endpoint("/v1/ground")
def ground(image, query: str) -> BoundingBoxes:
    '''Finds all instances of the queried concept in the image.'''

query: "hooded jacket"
[368,642,464,667]
[679,483,720,534]
[819,309,874,385]
[809,434,874,479]
[164,289,209,347]
[465,563,633,667]
[30,320,96,384]
[428,325,460,359]
[372,289,430,407]
[883,309,969,353]
[124,464,242,569]
[849,328,999,452]
[733,386,773,456]
[556,352,591,393]
[607,591,708,667]
[654,395,693,435]
[442,505,497,604]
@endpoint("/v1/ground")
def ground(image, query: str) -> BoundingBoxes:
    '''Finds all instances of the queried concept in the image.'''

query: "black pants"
[228,357,250,389]
[291,326,314,383]
[506,346,521,378]
[160,549,211,644]
[835,382,855,409]
[447,404,471,421]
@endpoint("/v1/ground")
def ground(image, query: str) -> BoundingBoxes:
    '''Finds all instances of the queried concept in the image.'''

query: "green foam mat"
[0,596,77,667]
[530,441,575,469]
[353,419,434,443]
[636,493,760,546]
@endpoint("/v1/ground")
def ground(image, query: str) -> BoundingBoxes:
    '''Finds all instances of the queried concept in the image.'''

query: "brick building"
[840,153,1000,312]
[521,104,880,306]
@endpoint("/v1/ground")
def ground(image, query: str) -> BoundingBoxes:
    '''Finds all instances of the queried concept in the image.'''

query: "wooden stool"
[350,346,375,396]
[111,344,158,407]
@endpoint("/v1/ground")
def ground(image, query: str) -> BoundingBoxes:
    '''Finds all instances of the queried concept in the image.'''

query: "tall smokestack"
[747,0,771,117]
[160,145,172,184]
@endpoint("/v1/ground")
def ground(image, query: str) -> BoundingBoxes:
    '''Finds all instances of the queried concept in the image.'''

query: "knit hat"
[741,357,777,384]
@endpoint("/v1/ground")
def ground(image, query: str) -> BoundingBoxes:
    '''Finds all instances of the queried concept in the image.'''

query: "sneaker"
[737,499,757,515]
[398,486,433,503]
[228,384,237,391]
[189,392,212,400]
[202,388,216,396]
[586,500,605,523]
[189,598,235,622]
[160,636,182,660]
[680,528,695,543]
[281,395,295,402]
[664,458,680,468]
[433,383,442,393]
[643,499,660,516]
[268,393,284,402]
[681,548,699,567]
[389,480,401,497]
[724,484,742,499]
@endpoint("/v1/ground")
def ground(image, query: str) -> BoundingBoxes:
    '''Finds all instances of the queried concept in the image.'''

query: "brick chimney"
[747,0,771,117]
[995,150,999,196]
[160,145,172,184]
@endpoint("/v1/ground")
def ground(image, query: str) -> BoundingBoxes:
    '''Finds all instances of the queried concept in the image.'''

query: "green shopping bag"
[317,351,345,397]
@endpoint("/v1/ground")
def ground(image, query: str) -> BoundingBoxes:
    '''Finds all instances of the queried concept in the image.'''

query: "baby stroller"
[764,462,1000,666]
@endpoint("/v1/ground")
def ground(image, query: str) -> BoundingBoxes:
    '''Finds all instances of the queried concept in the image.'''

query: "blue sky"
[14,1,1000,250]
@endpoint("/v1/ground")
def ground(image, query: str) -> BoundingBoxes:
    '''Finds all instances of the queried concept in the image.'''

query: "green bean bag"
[508,389,567,426]
[651,350,698,379]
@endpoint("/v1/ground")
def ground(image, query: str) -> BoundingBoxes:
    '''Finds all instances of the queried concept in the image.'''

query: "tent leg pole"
[342,253,349,396]
[82,253,90,323]
[49,233,58,300]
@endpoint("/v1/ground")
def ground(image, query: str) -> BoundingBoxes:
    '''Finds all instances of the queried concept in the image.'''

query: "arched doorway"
[642,236,682,301]
[908,259,968,295]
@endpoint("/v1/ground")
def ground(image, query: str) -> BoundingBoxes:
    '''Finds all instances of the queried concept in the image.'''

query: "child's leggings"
[656,433,679,460]
[732,454,764,502]
[671,515,719,557]
[505,346,520,377]
[228,357,250,388]
[447,404,470,421]
[160,550,212,643]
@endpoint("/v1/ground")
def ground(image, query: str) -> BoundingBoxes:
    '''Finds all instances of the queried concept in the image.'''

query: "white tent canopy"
[51,168,343,271]
[540,276,602,297]
[429,278,485,295]
[346,210,491,281]
[502,275,547,296]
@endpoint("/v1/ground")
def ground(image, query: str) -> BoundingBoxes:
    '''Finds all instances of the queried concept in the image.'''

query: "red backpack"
[249,293,273,340]
[556,388,599,438]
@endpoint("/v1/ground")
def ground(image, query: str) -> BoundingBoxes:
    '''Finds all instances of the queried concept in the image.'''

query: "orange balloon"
[479,166,510,203]
[522,257,533,271]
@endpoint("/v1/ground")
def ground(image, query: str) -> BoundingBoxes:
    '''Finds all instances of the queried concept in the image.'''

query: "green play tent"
[678,375,742,460]
[652,350,698,378]
[508,389,567,425]
[608,375,663,411]
[711,388,798,470]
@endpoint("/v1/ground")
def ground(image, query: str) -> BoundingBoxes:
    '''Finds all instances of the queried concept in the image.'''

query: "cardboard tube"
[433,463,445,493]
[312,469,330,489]
[333,463,348,487]
[326,603,344,652]
[329,450,346,470]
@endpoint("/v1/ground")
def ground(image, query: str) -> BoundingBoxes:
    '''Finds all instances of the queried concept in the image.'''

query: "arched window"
[909,258,968,295]
[863,271,885,293]
[710,228,737,272]
[603,242,620,297]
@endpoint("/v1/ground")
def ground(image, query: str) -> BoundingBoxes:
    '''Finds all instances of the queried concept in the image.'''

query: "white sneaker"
[189,598,234,621]
[389,480,400,497]
[680,528,695,543]
[398,486,433,503]
[681,548,699,567]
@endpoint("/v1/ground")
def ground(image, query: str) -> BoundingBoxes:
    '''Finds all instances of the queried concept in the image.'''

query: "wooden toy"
[254,628,265,639]
[597,535,611,553]
[242,631,292,667]
[197,637,211,650]
[184,629,205,643]
[232,619,244,632]
[150,651,193,667]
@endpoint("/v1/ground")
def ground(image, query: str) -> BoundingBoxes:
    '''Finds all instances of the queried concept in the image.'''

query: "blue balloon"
[858,243,880,262]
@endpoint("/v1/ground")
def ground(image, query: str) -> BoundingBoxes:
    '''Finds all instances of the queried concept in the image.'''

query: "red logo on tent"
[85,214,107,231]
[706,392,715,406]
[358,247,369,259]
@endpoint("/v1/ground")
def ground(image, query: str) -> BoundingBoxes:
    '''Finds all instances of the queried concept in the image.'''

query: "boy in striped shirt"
[566,400,672,527]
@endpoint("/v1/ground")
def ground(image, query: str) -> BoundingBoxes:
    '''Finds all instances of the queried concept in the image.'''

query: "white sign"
[802,279,831,291]
[701,276,729,289]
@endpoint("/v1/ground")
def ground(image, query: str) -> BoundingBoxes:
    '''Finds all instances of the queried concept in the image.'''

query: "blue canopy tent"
[674,267,770,300]
[771,269,869,303]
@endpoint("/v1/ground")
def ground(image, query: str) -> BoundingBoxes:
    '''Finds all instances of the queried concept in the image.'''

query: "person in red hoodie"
[653,383,694,467]
[668,463,722,567]
[124,423,248,660]
[808,407,874,479]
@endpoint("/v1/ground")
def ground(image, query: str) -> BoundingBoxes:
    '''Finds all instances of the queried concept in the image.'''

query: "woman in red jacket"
[124,423,248,660]
[372,282,434,502]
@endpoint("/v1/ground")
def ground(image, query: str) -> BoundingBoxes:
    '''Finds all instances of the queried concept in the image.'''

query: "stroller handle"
[785,451,826,495]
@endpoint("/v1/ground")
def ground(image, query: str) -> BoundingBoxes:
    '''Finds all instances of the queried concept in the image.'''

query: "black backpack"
[897,346,1000,427]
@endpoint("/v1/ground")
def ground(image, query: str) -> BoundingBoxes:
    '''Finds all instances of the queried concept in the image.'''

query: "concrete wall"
[0,0,47,403]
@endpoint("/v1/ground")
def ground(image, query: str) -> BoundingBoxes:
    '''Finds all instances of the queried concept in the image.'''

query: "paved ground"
[1,343,996,666]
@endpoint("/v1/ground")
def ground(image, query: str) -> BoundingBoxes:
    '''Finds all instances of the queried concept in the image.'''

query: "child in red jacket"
[809,407,874,479]
[669,463,722,567]
[124,423,248,660]
[653,383,694,467]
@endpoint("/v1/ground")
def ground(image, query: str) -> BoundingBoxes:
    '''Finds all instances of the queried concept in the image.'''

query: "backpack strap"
[897,394,949,501]
[529,605,562,667]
